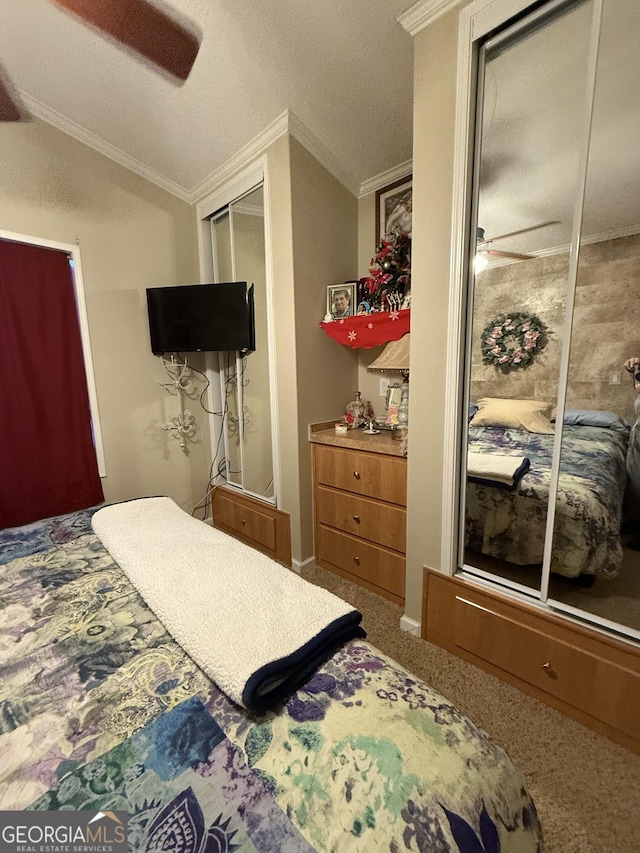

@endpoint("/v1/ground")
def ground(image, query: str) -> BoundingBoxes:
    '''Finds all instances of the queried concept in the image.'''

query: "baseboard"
[400,615,421,636]
[293,555,316,576]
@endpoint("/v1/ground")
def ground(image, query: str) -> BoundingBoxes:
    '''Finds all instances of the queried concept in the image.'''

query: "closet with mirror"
[424,0,640,753]
[462,0,640,639]
[210,185,276,502]
[208,184,291,564]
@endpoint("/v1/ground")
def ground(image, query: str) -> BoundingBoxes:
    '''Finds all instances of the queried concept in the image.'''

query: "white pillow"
[470,397,554,434]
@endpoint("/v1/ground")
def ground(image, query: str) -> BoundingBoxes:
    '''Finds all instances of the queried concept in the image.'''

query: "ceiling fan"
[476,220,560,264]
[0,0,202,122]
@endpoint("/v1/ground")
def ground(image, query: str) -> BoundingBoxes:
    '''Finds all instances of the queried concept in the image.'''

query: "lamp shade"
[367,333,410,372]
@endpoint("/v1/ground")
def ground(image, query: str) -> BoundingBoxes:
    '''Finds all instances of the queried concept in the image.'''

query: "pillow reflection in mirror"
[559,408,629,431]
[470,397,554,434]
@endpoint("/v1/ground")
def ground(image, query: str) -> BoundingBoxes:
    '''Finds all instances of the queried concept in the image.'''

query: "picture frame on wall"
[326,283,355,319]
[375,175,412,243]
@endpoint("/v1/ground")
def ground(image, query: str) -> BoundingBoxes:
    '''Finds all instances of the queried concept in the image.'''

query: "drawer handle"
[542,662,557,679]
[542,662,551,669]
[353,471,361,480]
[353,555,361,565]
[353,514,361,523]
[241,518,246,526]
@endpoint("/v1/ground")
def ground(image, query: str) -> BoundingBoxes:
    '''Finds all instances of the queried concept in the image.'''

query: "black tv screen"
[146,281,255,356]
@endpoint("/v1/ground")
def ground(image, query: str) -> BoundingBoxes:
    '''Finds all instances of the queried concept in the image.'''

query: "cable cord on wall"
[190,351,250,519]
[191,369,229,520]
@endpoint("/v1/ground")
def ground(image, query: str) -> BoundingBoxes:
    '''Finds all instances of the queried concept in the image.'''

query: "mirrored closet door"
[461,0,640,641]
[211,185,275,502]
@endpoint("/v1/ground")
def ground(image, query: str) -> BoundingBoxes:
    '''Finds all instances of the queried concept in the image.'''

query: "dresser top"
[309,421,407,458]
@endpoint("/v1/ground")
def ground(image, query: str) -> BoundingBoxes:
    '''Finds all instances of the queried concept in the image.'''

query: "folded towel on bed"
[467,451,530,490]
[92,497,365,715]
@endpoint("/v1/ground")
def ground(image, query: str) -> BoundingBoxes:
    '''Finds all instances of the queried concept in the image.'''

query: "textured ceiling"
[0,0,415,198]
[2,0,636,254]
[478,0,639,258]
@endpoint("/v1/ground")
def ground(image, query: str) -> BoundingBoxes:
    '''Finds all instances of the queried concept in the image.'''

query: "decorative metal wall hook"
[159,356,197,452]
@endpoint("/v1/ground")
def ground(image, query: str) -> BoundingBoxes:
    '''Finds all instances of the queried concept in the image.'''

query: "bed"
[465,404,629,579]
[0,499,544,852]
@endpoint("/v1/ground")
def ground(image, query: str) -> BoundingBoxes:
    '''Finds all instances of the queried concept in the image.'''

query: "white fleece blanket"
[467,451,530,489]
[92,497,364,714]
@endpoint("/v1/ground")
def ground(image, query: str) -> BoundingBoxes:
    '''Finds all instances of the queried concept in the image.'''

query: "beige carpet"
[467,545,640,632]
[302,564,640,853]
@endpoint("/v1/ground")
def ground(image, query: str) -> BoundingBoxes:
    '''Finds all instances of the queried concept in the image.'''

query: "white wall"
[288,137,359,562]
[404,8,464,621]
[0,118,209,515]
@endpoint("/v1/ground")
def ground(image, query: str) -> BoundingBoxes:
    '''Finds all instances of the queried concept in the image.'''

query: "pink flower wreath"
[481,312,548,372]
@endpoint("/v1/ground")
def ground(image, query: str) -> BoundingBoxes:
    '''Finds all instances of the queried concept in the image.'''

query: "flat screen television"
[146,281,255,356]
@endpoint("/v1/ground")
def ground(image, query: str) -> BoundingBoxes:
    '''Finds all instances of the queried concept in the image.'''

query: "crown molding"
[286,112,360,196]
[359,160,413,198]
[23,89,403,209]
[21,91,192,202]
[398,0,463,36]
[188,111,289,204]
[191,110,361,204]
[583,223,640,245]
[231,201,264,217]
[483,224,640,269]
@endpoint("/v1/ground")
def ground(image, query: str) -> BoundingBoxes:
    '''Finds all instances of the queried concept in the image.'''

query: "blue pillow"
[468,402,478,421]
[562,409,628,430]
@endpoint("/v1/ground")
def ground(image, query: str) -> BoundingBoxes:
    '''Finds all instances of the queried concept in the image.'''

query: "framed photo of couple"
[375,175,412,242]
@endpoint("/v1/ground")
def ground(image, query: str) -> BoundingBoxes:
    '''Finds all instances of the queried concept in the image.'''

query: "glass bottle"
[345,391,366,429]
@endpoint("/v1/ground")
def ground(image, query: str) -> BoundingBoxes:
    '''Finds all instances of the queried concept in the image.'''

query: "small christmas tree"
[359,227,411,312]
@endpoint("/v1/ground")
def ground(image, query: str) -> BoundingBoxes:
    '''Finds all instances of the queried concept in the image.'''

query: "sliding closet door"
[460,0,640,643]
[211,211,243,490]
[547,0,640,638]
[210,185,274,502]
[462,0,596,595]
[228,188,274,500]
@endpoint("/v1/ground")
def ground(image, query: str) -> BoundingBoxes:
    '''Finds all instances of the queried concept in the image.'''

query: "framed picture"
[375,175,412,243]
[327,283,355,319]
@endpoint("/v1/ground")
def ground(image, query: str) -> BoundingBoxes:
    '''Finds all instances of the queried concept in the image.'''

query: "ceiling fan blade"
[485,249,534,260]
[50,0,202,81]
[481,220,560,245]
[0,64,28,121]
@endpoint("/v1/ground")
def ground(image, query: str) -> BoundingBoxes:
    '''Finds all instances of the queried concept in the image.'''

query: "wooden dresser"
[212,485,292,567]
[310,424,407,604]
[423,568,640,754]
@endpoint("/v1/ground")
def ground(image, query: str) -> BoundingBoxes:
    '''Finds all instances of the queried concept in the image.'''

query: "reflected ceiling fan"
[0,0,202,122]
[476,220,560,267]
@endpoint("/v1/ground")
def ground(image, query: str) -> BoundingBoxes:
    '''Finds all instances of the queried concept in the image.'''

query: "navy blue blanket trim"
[468,457,531,492]
[242,611,366,715]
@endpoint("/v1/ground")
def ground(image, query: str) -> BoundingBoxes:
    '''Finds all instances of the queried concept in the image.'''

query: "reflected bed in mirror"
[465,403,628,582]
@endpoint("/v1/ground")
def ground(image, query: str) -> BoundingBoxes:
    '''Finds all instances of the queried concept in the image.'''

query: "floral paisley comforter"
[466,423,628,578]
[0,509,544,852]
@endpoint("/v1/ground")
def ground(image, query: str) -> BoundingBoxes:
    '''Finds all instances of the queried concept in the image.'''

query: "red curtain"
[0,239,104,528]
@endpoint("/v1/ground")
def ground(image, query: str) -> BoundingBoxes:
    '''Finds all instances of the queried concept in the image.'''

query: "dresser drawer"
[317,524,405,598]
[453,594,640,740]
[214,492,276,549]
[314,444,406,505]
[212,487,291,566]
[423,570,640,751]
[316,484,406,552]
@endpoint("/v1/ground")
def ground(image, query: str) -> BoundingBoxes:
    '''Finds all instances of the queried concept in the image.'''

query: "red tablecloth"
[320,309,410,349]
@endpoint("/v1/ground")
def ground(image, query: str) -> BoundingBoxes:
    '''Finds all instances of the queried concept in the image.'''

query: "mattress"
[0,507,544,852]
